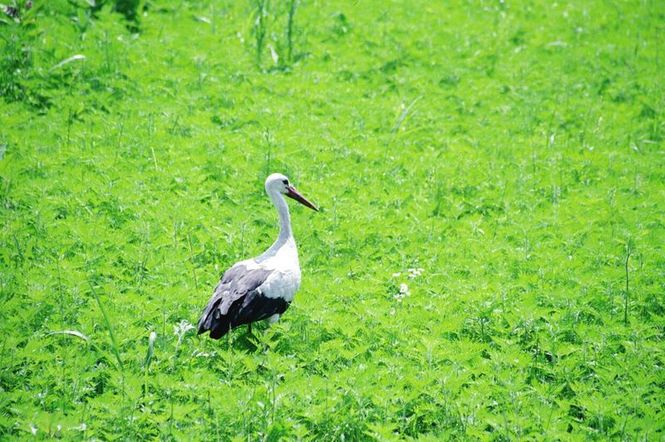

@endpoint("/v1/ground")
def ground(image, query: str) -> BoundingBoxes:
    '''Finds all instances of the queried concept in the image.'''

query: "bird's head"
[265,173,318,211]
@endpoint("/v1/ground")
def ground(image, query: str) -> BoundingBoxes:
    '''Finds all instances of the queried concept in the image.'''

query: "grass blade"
[143,331,157,370]
[46,330,90,342]
[88,280,124,372]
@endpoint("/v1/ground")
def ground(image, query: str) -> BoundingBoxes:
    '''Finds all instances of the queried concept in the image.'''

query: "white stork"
[197,173,318,339]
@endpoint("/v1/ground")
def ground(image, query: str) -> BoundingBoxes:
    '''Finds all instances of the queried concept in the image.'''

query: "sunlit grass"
[1,0,663,439]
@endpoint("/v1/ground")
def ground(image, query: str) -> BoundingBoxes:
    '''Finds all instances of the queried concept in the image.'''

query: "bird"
[197,173,318,339]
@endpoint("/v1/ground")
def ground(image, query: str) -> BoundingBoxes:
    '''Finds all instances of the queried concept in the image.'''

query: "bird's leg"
[247,323,253,335]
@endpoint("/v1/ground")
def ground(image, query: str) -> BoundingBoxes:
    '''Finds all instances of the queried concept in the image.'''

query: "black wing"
[197,264,289,339]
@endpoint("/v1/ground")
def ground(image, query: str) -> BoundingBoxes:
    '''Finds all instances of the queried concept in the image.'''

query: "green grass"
[1,0,664,439]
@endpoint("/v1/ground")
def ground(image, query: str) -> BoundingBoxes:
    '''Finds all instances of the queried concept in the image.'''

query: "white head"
[265,173,318,211]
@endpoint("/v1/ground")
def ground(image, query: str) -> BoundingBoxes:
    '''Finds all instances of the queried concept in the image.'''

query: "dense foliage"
[1,0,663,439]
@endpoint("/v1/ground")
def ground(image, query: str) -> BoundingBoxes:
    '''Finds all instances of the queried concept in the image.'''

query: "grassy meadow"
[1,0,664,439]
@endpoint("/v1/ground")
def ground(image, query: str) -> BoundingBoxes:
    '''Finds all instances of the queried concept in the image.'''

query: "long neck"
[261,190,293,258]
[272,191,292,242]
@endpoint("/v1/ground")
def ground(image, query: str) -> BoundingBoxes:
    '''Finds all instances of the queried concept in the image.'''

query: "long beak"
[286,185,318,211]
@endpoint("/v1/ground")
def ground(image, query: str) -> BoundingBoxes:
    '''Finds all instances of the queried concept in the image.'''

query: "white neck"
[259,189,294,260]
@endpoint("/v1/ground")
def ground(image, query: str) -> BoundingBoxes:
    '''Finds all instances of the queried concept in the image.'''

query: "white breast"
[258,268,301,301]
[255,240,301,301]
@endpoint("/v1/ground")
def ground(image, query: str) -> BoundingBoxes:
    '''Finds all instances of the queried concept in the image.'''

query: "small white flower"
[174,320,194,354]
[391,272,401,278]
[174,320,194,338]
[74,423,87,432]
[30,424,37,435]
[399,283,410,296]
[407,268,424,278]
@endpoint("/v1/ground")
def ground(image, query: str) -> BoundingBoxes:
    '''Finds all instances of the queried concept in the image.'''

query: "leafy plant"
[0,0,663,439]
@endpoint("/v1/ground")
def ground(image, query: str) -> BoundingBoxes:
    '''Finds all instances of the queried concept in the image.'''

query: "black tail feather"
[197,294,223,336]
[197,288,290,340]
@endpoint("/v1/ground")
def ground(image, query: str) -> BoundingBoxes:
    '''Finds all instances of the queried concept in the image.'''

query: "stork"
[197,173,318,339]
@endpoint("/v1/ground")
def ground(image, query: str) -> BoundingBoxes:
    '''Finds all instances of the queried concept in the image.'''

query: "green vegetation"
[1,0,664,439]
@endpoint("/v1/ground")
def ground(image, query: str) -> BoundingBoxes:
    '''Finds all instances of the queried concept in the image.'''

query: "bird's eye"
[282,179,289,185]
